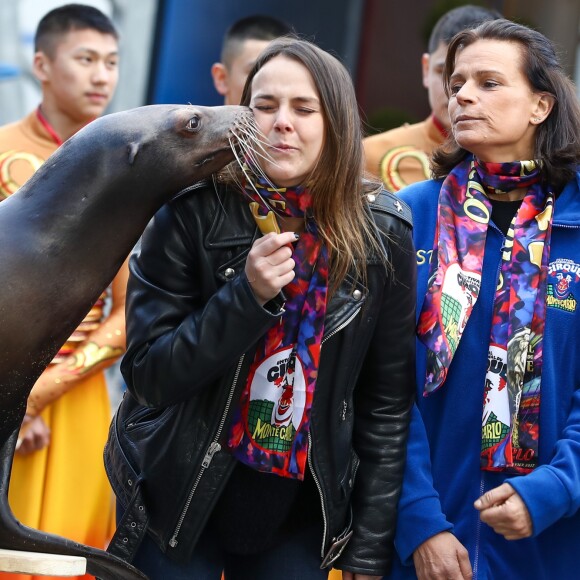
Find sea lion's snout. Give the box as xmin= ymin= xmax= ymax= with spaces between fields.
xmin=177 ymin=105 xmax=265 ymax=176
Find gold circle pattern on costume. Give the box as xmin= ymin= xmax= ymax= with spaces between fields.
xmin=379 ymin=145 xmax=430 ymax=192
xmin=0 ymin=150 xmax=44 ymax=198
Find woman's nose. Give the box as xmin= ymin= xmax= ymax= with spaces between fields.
xmin=273 ymin=109 xmax=292 ymax=132
xmin=455 ymin=82 xmax=475 ymax=104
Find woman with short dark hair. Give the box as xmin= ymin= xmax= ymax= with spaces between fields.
xmin=391 ymin=18 xmax=580 ymax=580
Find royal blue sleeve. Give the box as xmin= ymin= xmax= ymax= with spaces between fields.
xmin=508 ymin=387 xmax=580 ymax=536
xmin=394 ymin=404 xmax=454 ymax=565
xmin=395 ymin=180 xmax=454 ymax=565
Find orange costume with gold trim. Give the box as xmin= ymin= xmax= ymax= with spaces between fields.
xmin=0 ymin=110 xmax=122 ymax=580
xmin=363 ymin=115 xmax=446 ymax=192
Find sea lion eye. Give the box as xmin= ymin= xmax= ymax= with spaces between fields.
xmin=186 ymin=115 xmax=201 ymax=131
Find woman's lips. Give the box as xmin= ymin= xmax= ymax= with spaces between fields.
xmin=454 ymin=115 xmax=479 ymax=123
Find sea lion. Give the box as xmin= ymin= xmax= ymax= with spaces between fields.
xmin=0 ymin=103 xmax=258 ymax=579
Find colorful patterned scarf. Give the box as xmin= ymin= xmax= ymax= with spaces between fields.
xmin=226 ymin=175 xmax=329 ymax=480
xmin=417 ymin=157 xmax=553 ymax=473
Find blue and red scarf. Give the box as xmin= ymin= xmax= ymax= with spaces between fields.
xmin=417 ymin=157 xmax=553 ymax=473
xmin=227 ymin=176 xmax=328 ymax=480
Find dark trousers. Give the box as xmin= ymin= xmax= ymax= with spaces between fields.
xmin=118 ymin=501 xmax=329 ymax=580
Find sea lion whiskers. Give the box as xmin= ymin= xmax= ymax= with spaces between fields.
xmin=229 ymin=113 xmax=276 ymax=167
xmin=230 ymin=128 xmax=276 ymax=174
xmin=224 ymin=113 xmax=290 ymax=216
xmin=230 ymin=119 xmax=269 ymax=152
xmin=232 ymin=138 xmax=276 ymax=182
xmin=239 ymin=139 xmax=279 ymax=174
xmin=229 ymin=110 xmax=265 ymax=148
xmin=237 ymin=157 xmax=283 ymax=216
xmin=231 ymin=126 xmax=279 ymax=183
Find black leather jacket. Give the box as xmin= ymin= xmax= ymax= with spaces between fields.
xmin=104 ymin=181 xmax=416 ymax=576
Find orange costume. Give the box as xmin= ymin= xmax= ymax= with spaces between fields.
xmin=0 ymin=109 xmax=127 ymax=580
xmin=363 ymin=115 xmax=446 ymax=192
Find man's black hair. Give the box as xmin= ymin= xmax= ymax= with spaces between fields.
xmin=221 ymin=15 xmax=291 ymax=66
xmin=35 ymin=3 xmax=118 ymax=55
xmin=428 ymin=4 xmax=502 ymax=53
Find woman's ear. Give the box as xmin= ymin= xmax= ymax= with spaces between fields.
xmin=211 ymin=63 xmax=229 ymax=97
xmin=531 ymin=93 xmax=555 ymax=124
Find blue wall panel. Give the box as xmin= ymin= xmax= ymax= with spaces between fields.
xmin=149 ymin=0 xmax=363 ymax=106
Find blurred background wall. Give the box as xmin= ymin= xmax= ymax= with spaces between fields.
xmin=0 ymin=0 xmax=578 ymax=134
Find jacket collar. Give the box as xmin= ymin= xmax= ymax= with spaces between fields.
xmin=553 ymin=171 xmax=580 ymax=228
xmin=205 ymin=186 xmax=370 ymax=338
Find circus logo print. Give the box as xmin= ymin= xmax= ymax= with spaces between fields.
xmin=547 ymin=258 xmax=580 ymax=312
xmin=246 ymin=346 xmax=306 ymax=454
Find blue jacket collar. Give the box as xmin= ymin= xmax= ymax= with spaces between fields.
xmin=553 ymin=171 xmax=580 ymax=227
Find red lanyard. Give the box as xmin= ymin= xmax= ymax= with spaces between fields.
xmin=432 ymin=114 xmax=448 ymax=139
xmin=36 ymin=107 xmax=63 ymax=146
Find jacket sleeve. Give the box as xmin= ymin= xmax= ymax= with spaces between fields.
xmin=393 ymin=404 xmax=454 ymax=565
xmin=338 ymin=219 xmax=417 ymax=576
xmin=121 ymin=199 xmax=282 ymax=408
xmin=508 ymin=387 xmax=580 ymax=536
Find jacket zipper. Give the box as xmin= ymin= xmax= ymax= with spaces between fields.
xmin=311 ymin=305 xmax=361 ymax=558
xmin=322 ymin=306 xmax=362 ymax=345
xmin=473 ymin=475 xmax=485 ymax=579
xmin=552 ymin=223 xmax=580 ymax=230
xmin=308 ymin=431 xmax=328 ymax=557
xmin=168 ymin=354 xmax=245 ymax=548
xmin=472 ymin=225 xmax=503 ymax=576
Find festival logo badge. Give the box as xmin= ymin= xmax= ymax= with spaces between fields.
xmin=245 ymin=345 xmax=307 ymax=454
xmin=546 ymin=258 xmax=580 ymax=313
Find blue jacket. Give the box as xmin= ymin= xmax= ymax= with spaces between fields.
xmin=389 ymin=172 xmax=580 ymax=579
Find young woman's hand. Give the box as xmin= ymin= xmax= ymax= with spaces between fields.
xmin=245 ymin=231 xmax=297 ymax=305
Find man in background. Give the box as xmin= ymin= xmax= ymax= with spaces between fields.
xmin=211 ymin=14 xmax=291 ymax=106
xmin=364 ymin=5 xmax=501 ymax=192
xmin=0 ymin=5 xmax=125 ymax=578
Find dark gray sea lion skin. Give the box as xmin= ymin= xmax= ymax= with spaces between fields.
xmin=0 ymin=104 xmax=251 ymax=579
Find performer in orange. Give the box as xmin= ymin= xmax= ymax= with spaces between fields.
xmin=363 ymin=5 xmax=501 ymax=192
xmin=0 ymin=5 xmax=124 ymax=580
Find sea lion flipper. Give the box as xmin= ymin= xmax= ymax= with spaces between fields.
xmin=0 ymin=428 xmax=147 ymax=579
